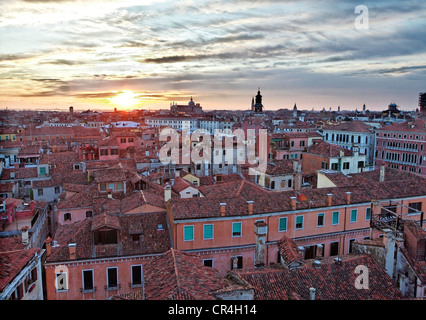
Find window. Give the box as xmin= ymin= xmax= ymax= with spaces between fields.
xmin=343 ymin=162 xmax=350 ymax=170
xmin=331 ymin=163 xmax=339 ymax=170
xmin=106 ymin=267 xmax=118 ymax=289
xmin=321 ymin=161 xmax=328 ymax=169
xmin=330 ymin=242 xmax=339 ymax=256
xmin=203 ymin=224 xmax=213 ymax=240
xmin=183 ymin=225 xmax=194 ymax=241
xmin=120 ymin=138 xmax=126 ymax=143
xmin=128 ymin=138 xmax=134 ymax=143
xmin=108 ymin=183 xmax=115 ymax=190
xmin=349 ymin=239 xmax=356 ymax=253
xmin=85 ymin=210 xmax=93 ymax=218
xmin=100 ymin=149 xmax=108 ymax=156
xmin=350 ymin=209 xmax=358 ymax=222
xmin=82 ymin=270 xmax=94 ymax=292
xmin=332 ymin=211 xmax=339 ymax=225
xmin=300 ymin=141 xmax=305 ymax=147
xmin=110 ymin=149 xmax=119 ymax=155
xmin=278 ymin=217 xmax=287 ymax=232
xmin=408 ymin=202 xmax=422 ymax=215
xmin=55 ymin=271 xmax=68 ymax=291
xmin=100 ymin=183 xmax=106 ymax=192
xmin=231 ymin=256 xmax=243 ymax=270
xmin=95 ymin=230 xmax=117 ymax=245
xmin=295 ymin=216 xmax=304 ymax=230
xmin=116 ymin=182 xmax=123 ymax=190
xmin=365 ymin=208 xmax=371 ymax=220
xmin=203 ymin=259 xmax=213 ymax=267
xmin=317 ymin=213 xmax=325 ymax=227
xmin=38 ymin=189 xmax=43 ymax=196
xmin=73 ymin=164 xmax=80 ymax=170
xmin=131 ymin=265 xmax=143 ymax=287
xmin=232 ymin=222 xmax=242 ymax=237
xmin=39 ymin=167 xmax=46 ymax=175
xmin=54 ymin=186 xmax=60 ymax=194
xmin=63 ymin=212 xmax=71 ymax=221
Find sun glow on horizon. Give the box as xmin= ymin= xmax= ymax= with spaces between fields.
xmin=107 ymin=90 xmax=142 ymax=109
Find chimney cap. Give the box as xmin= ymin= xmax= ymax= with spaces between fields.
xmin=68 ymin=243 xmax=77 ymax=247
xmin=220 ymin=202 xmax=227 ymax=206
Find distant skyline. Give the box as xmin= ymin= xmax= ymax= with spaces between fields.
xmin=0 ymin=0 xmax=425 ymax=112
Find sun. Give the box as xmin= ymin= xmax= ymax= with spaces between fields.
xmin=108 ymin=90 xmax=141 ymax=109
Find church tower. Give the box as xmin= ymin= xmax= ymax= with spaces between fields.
xmin=293 ymin=103 xmax=297 ymax=118
xmin=254 ymin=88 xmax=263 ymax=113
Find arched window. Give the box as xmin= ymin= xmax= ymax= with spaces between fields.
xmin=64 ymin=212 xmax=72 ymax=221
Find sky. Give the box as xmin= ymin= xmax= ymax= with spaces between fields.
xmin=0 ymin=0 xmax=426 ymax=112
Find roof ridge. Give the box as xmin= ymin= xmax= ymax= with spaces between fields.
xmin=170 ymin=248 xmax=181 ymax=291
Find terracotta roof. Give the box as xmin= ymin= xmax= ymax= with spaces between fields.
xmin=57 ymin=184 xmax=98 ymax=210
xmin=306 ymin=140 xmax=352 ymax=157
xmin=171 ymin=177 xmax=192 ymax=193
xmin=103 ymin=190 xmax=166 ymax=214
xmin=277 ymin=236 xmax=304 ymax=267
xmin=46 ymin=211 xmax=171 ymax=262
xmin=0 ymin=237 xmax=40 ymax=292
xmin=263 ymin=160 xmax=294 ymax=175
xmin=231 ymin=254 xmax=403 ymax=300
xmin=378 ymin=118 xmax=426 ymax=134
xmin=142 ymin=248 xmax=234 ymax=300
xmin=322 ymin=120 xmax=373 ymax=133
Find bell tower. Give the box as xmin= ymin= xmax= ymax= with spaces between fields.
xmin=254 ymin=88 xmax=263 ymax=113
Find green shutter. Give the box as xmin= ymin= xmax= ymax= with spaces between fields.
xmin=204 ymin=224 xmax=213 ymax=239
xmin=366 ymin=208 xmax=371 ymax=220
xmin=279 ymin=217 xmax=287 ymax=231
xmin=296 ymin=216 xmax=303 ymax=229
xmin=232 ymin=222 xmax=242 ymax=236
xmin=332 ymin=211 xmax=339 ymax=225
xmin=184 ymin=226 xmax=194 ymax=241
xmin=351 ymin=209 xmax=358 ymax=222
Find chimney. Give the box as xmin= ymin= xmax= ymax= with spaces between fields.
xmin=345 ymin=192 xmax=351 ymax=205
xmin=326 ymin=193 xmax=333 ymax=206
xmin=309 ymin=287 xmax=316 ymax=300
xmin=290 ymin=197 xmax=297 ymax=210
xmin=220 ymin=203 xmax=227 ymax=216
xmin=254 ymin=221 xmax=268 ymax=268
xmin=164 ymin=183 xmax=171 ymax=202
xmin=247 ymin=200 xmax=254 ymax=215
xmin=382 ymin=229 xmax=396 ymax=278
xmin=297 ymin=246 xmax=306 ymax=260
xmin=232 ymin=256 xmax=238 ymax=270
xmin=316 ymin=244 xmax=324 ymax=259
xmin=312 ymin=260 xmax=321 ymax=269
xmin=379 ymin=165 xmax=385 ymax=182
xmin=45 ymin=237 xmax=52 ymax=256
xmin=21 ymin=226 xmax=30 ymax=246
xmin=68 ymin=243 xmax=76 ymax=260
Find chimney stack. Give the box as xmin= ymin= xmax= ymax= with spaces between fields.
xmin=21 ymin=226 xmax=29 ymax=246
xmin=316 ymin=244 xmax=324 ymax=259
xmin=68 ymin=243 xmax=76 ymax=260
xmin=380 ymin=165 xmax=385 ymax=182
xmin=45 ymin=237 xmax=52 ymax=257
xmin=164 ymin=183 xmax=171 ymax=202
xmin=309 ymin=287 xmax=316 ymax=300
xmin=326 ymin=193 xmax=333 ymax=206
xmin=345 ymin=192 xmax=351 ymax=205
xmin=254 ymin=221 xmax=268 ymax=268
xmin=247 ymin=200 xmax=254 ymax=215
xmin=220 ymin=203 xmax=227 ymax=217
xmin=382 ymin=229 xmax=396 ymax=278
xmin=290 ymin=197 xmax=297 ymax=210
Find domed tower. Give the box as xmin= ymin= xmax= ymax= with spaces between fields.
xmin=254 ymin=88 xmax=263 ymax=113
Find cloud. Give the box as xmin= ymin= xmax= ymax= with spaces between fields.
xmin=40 ymin=59 xmax=87 ymax=66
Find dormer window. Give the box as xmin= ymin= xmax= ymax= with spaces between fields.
xmin=94 ymin=229 xmax=118 ymax=245
xmin=64 ymin=212 xmax=72 ymax=221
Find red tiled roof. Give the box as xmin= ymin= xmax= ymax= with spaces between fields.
xmin=232 ymin=254 xmax=403 ymax=300
xmin=0 ymin=237 xmax=40 ymax=292
xmin=378 ymin=118 xmax=426 ymax=134
xmin=143 ymin=248 xmax=233 ymax=300
xmin=322 ymin=120 xmax=373 ymax=133
xmin=46 ymin=211 xmax=171 ymax=262
xmin=306 ymin=140 xmax=352 ymax=157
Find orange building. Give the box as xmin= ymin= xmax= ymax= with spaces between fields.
xmin=166 ymin=169 xmax=426 ymax=276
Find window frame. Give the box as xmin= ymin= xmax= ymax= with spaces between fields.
xmin=317 ymin=213 xmax=325 ymax=227
xmin=232 ymin=222 xmax=242 ymax=238
xmin=203 ymin=224 xmax=214 ymax=240
xmin=350 ymin=209 xmax=358 ymax=223
xmin=183 ymin=225 xmax=194 ymax=242
xmin=106 ymin=267 xmax=119 ymax=290
xmin=332 ymin=211 xmax=340 ymax=225
xmin=278 ymin=217 xmax=288 ymax=232
xmin=131 ymin=265 xmax=143 ymax=287
xmin=295 ymin=215 xmax=304 ymax=230
xmin=82 ymin=269 xmax=94 ymax=292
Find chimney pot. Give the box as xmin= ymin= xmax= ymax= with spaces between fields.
xmin=326 ymin=193 xmax=333 ymax=206
xmin=379 ymin=165 xmax=385 ymax=182
xmin=290 ymin=197 xmax=297 ymax=210
xmin=309 ymin=287 xmax=316 ymax=300
xmin=45 ymin=237 xmax=52 ymax=256
xmin=247 ymin=200 xmax=254 ymax=215
xmin=68 ymin=243 xmax=76 ymax=260
xmin=164 ymin=183 xmax=171 ymax=202
xmin=21 ymin=226 xmax=30 ymax=245
xmin=345 ymin=192 xmax=351 ymax=204
xmin=220 ymin=203 xmax=227 ymax=216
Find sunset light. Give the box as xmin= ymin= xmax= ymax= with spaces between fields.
xmin=107 ymin=90 xmax=141 ymax=109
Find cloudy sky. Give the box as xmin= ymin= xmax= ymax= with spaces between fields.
xmin=0 ymin=0 xmax=425 ymax=112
